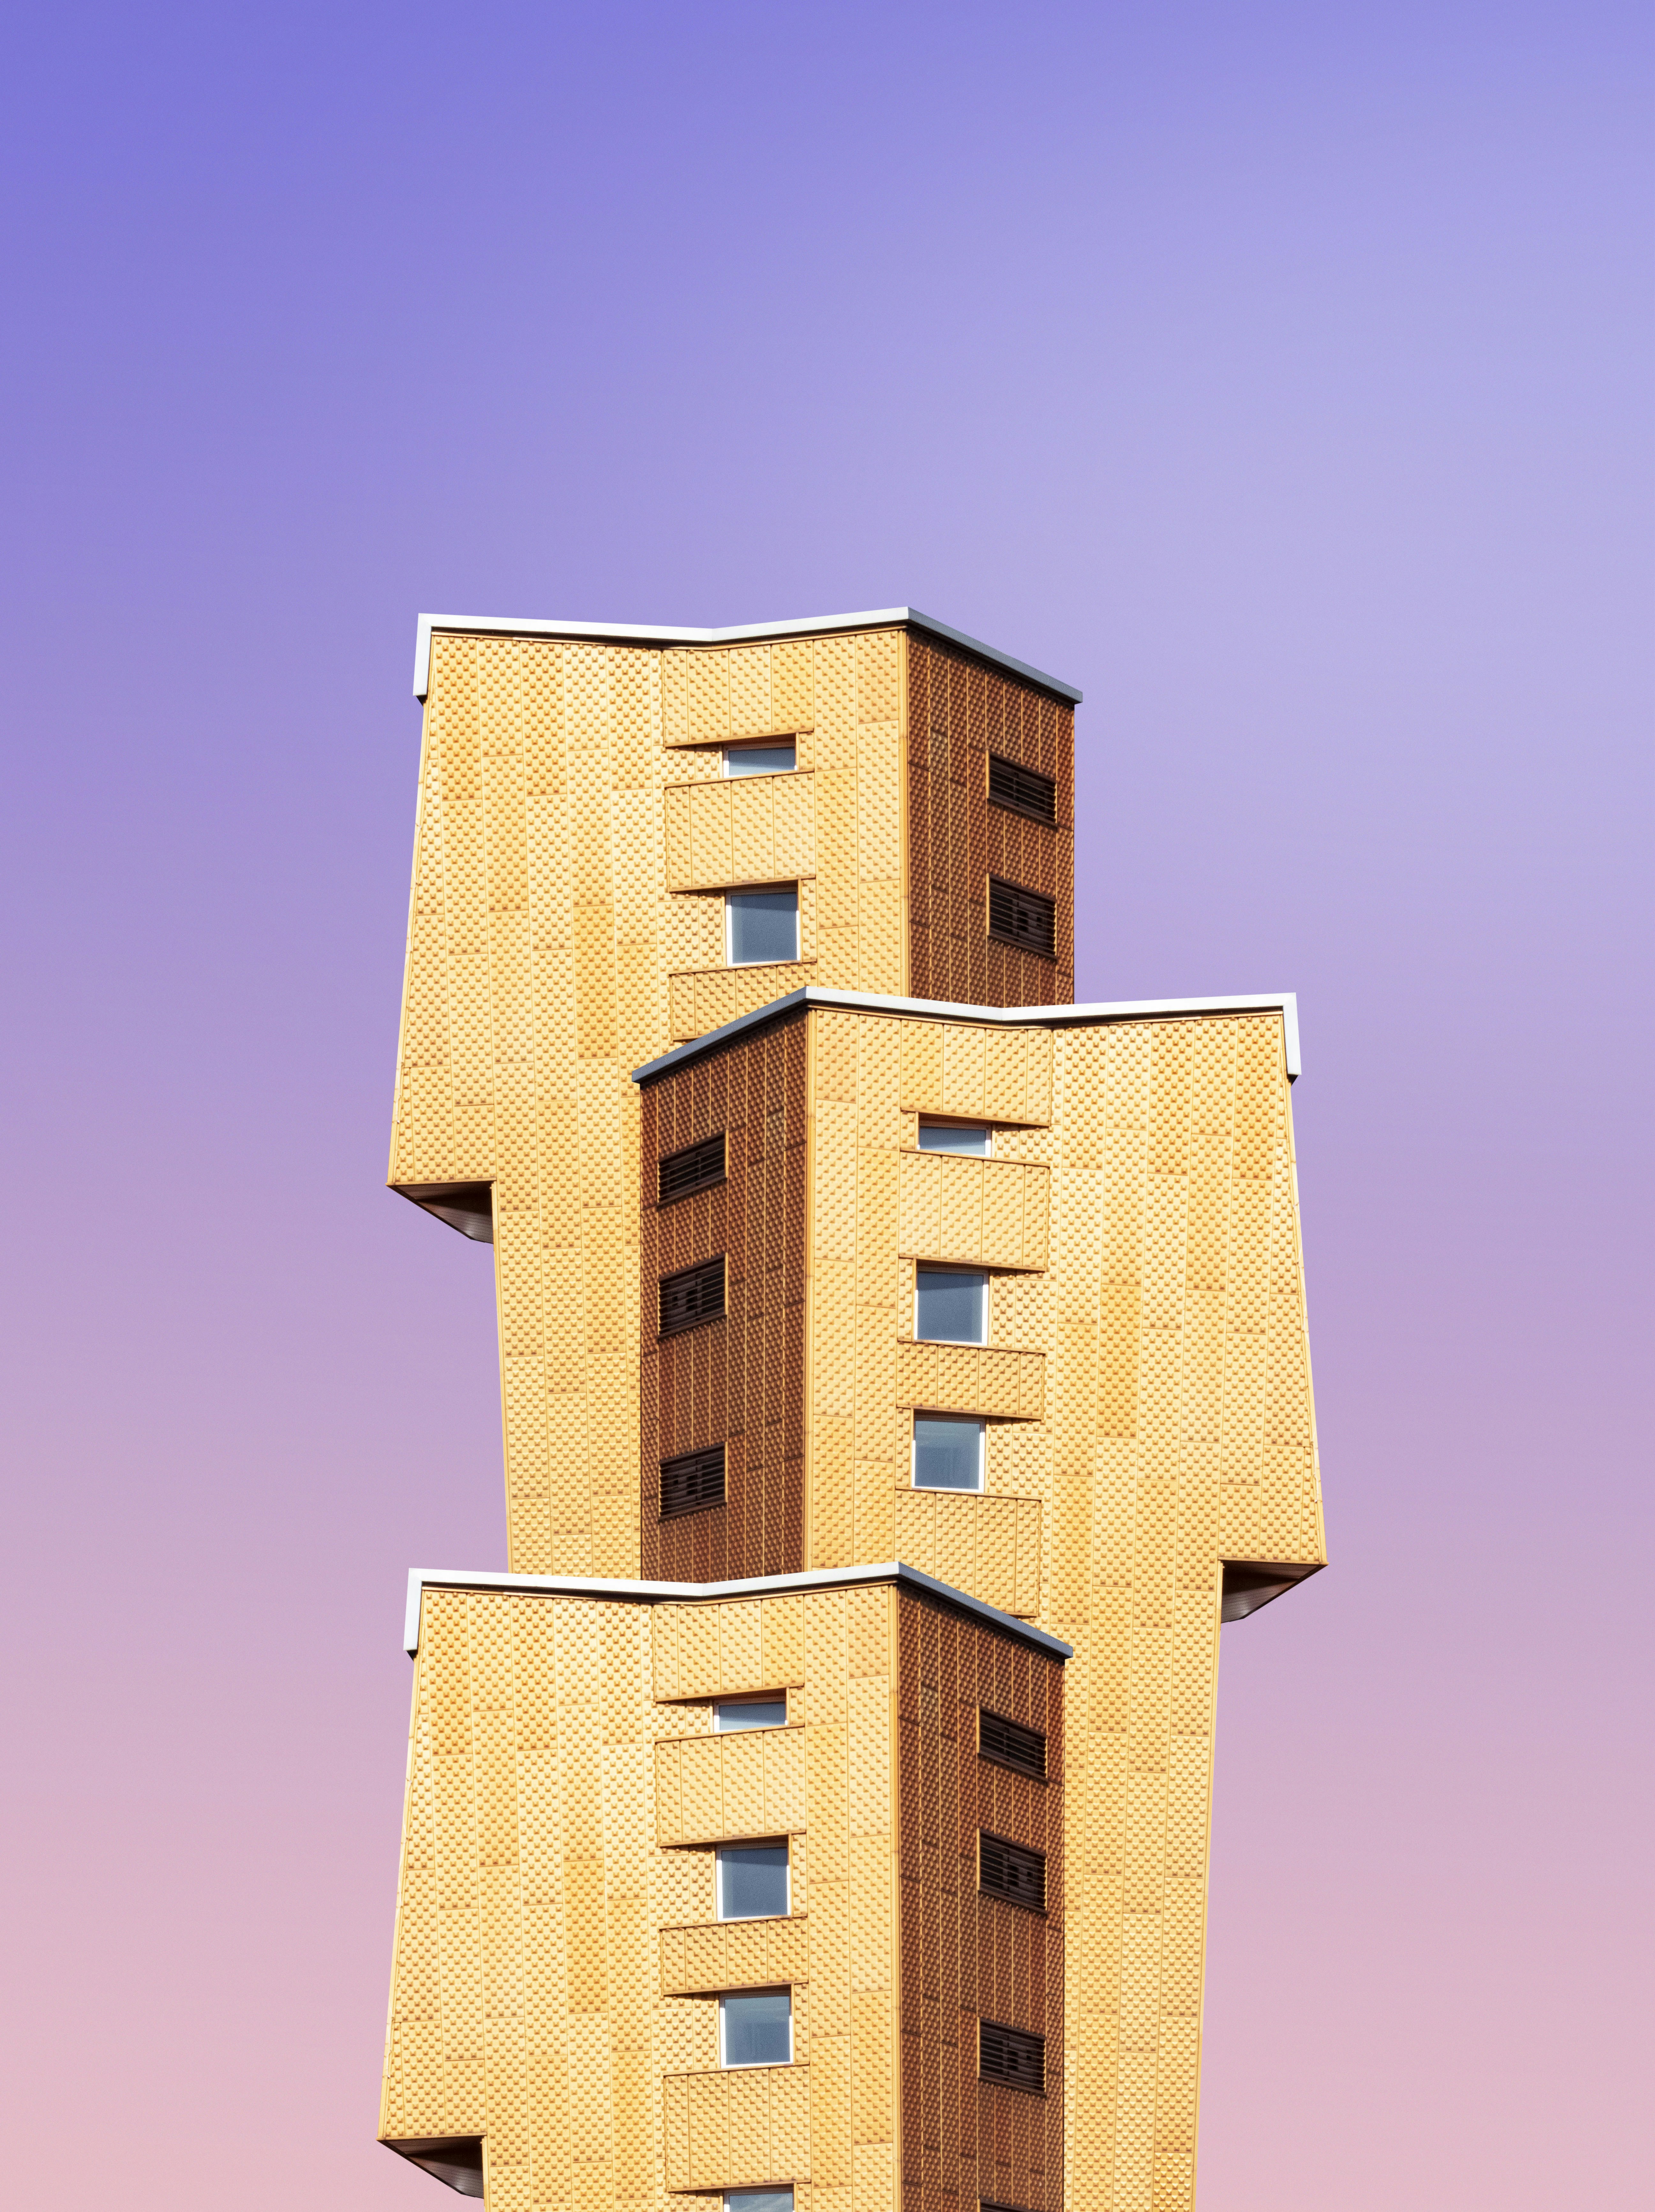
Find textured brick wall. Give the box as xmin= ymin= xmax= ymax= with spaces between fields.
xmin=381 ymin=1580 xmax=902 ymax=2212
xmin=896 ymin=1589 xmax=1065 ymax=2212
xmin=905 ymin=633 xmax=1075 ymax=1007
xmin=641 ymin=1011 xmax=809 ymax=1580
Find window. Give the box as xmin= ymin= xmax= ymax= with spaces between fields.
xmin=979 ymin=2019 xmax=1044 ymax=2093
xmin=727 ymin=2191 xmax=794 ymax=2212
xmin=659 ymin=1256 xmax=725 ymax=1336
xmin=988 ymin=754 xmax=1056 ymax=824
xmin=660 ymin=1444 xmax=725 ymax=1519
xmin=979 ymin=1833 xmax=1046 ymax=1912
xmin=660 ymin=1133 xmax=725 ymax=1204
xmin=725 ymin=743 xmax=796 ymax=776
xmin=917 ymin=1121 xmax=990 ymax=1156
xmin=717 ymin=1841 xmax=790 ymax=1921
xmin=715 ymin=1696 xmax=787 ymax=1731
xmin=727 ymin=887 xmax=799 ymax=965
xmin=720 ymin=1988 xmax=792 ymax=2067
xmin=916 ymin=1267 xmax=986 ymax=1344
xmin=979 ymin=1709 xmax=1046 ymax=1780
xmin=988 ymin=878 xmax=1055 ymax=958
xmin=912 ymin=1415 xmax=985 ymax=1492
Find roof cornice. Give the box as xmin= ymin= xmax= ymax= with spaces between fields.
xmin=413 ymin=607 xmax=1082 ymax=705
xmin=630 ymin=987 xmax=1301 ymax=1087
xmin=404 ymin=1562 xmax=1074 ymax=1660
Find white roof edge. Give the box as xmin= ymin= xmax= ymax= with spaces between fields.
xmin=404 ymin=1562 xmax=1073 ymax=1660
xmin=412 ymin=607 xmax=1082 ymax=705
xmin=631 ymin=988 xmax=1301 ymax=1085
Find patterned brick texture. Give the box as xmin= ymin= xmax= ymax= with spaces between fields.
xmin=380 ymin=1579 xmax=906 ymax=2212
xmin=905 ymin=631 xmax=1075 ymax=1007
xmin=641 ymin=1011 xmax=809 ymax=1580
xmin=640 ymin=999 xmax=1323 ymax=2209
xmin=896 ymin=1590 xmax=1065 ymax=2212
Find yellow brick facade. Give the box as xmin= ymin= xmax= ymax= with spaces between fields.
xmin=380 ymin=610 xmax=1325 ymax=2212
xmin=379 ymin=1578 xmax=908 ymax=2212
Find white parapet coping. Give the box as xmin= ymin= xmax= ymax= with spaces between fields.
xmin=631 ymin=987 xmax=1301 ymax=1086
xmin=412 ymin=606 xmax=1083 ymax=704
xmin=404 ymin=1562 xmax=1074 ymax=1662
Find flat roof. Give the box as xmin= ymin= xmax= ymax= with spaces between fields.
xmin=404 ymin=1562 xmax=1073 ymax=1660
xmin=413 ymin=606 xmax=1082 ymax=706
xmin=631 ymin=987 xmax=1301 ymax=1086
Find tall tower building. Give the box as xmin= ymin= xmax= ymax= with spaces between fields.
xmin=377 ymin=609 xmax=1325 ymax=2212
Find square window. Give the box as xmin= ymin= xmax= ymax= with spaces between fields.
xmin=727 ymin=888 xmax=798 ymax=966
xmin=915 ymin=1266 xmax=987 ymax=1344
xmin=725 ymin=743 xmax=796 ymax=776
xmin=717 ymin=1841 xmax=790 ymax=1921
xmin=917 ymin=1121 xmax=990 ymax=1156
xmin=912 ymin=1415 xmax=985 ymax=1492
xmin=715 ymin=1696 xmax=787 ymax=1731
xmin=720 ymin=1987 xmax=792 ymax=2067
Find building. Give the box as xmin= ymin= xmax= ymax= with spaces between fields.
xmin=376 ymin=608 xmax=1326 ymax=2212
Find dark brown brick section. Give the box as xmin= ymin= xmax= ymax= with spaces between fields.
xmin=906 ymin=631 xmax=1076 ymax=1008
xmin=896 ymin=1588 xmax=1065 ymax=2212
xmin=640 ymin=1010 xmax=808 ymax=1581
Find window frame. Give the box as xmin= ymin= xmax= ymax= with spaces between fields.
xmin=658 ymin=1255 xmax=726 ymax=1338
xmin=987 ymin=753 xmax=1057 ymax=825
xmin=716 ymin=1838 xmax=792 ymax=1923
xmin=914 ymin=1264 xmax=989 ymax=1346
xmin=910 ymin=1413 xmax=986 ymax=1494
xmin=978 ymin=1707 xmax=1047 ymax=1781
xmin=723 ymin=740 xmax=798 ymax=777
xmin=659 ymin=1443 xmax=726 ymax=1520
xmin=659 ymin=1132 xmax=726 ymax=1205
xmin=713 ymin=1694 xmax=788 ymax=1732
xmin=916 ymin=1119 xmax=992 ymax=1156
xmin=718 ymin=1986 xmax=794 ymax=2069
xmin=725 ymin=884 xmax=800 ymax=967
xmin=987 ymin=876 xmax=1056 ymax=959
xmin=978 ymin=1830 xmax=1047 ymax=1914
xmin=978 ymin=2018 xmax=1045 ymax=2095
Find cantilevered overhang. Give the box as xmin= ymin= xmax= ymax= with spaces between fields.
xmin=632 ymin=986 xmax=1301 ymax=1086
xmin=413 ymin=606 xmax=1082 ymax=705
xmin=381 ymin=2136 xmax=484 ymax=2195
xmin=402 ymin=1562 xmax=1074 ymax=1661
xmin=1221 ymin=1559 xmax=1324 ymax=1622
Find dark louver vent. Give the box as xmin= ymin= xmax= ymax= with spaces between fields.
xmin=660 ymin=1133 xmax=726 ymax=1205
xmin=659 ymin=1256 xmax=725 ymax=1336
xmin=660 ymin=1444 xmax=726 ymax=1519
xmin=979 ymin=1832 xmax=1046 ymax=1912
xmin=979 ymin=2020 xmax=1044 ymax=2094
xmin=988 ymin=754 xmax=1057 ymax=824
xmin=988 ymin=878 xmax=1055 ymax=958
xmin=979 ymin=1708 xmax=1046 ymax=1780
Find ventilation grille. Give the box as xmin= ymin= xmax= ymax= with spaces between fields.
xmin=979 ymin=1708 xmax=1046 ymax=1780
xmin=979 ymin=2020 xmax=1045 ymax=2094
xmin=660 ymin=1133 xmax=726 ymax=1205
xmin=988 ymin=878 xmax=1055 ymax=958
xmin=988 ymin=754 xmax=1056 ymax=824
xmin=979 ymin=1832 xmax=1046 ymax=1912
xmin=660 ymin=1444 xmax=726 ymax=1519
xmin=659 ymin=1256 xmax=726 ymax=1336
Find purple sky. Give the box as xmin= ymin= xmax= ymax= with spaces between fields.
xmin=2 ymin=3 xmax=1650 ymax=2204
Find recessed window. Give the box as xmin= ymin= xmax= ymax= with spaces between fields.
xmin=717 ymin=1841 xmax=790 ymax=1921
xmin=725 ymin=743 xmax=796 ymax=776
xmin=979 ymin=1708 xmax=1047 ymax=1780
xmin=979 ymin=1832 xmax=1046 ymax=1912
xmin=988 ymin=754 xmax=1057 ymax=824
xmin=918 ymin=1121 xmax=990 ymax=1156
xmin=727 ymin=887 xmax=799 ymax=966
xmin=659 ymin=1256 xmax=725 ymax=1336
xmin=979 ymin=2019 xmax=1044 ymax=2094
xmin=660 ymin=1132 xmax=725 ymax=1204
xmin=916 ymin=1267 xmax=987 ymax=1344
xmin=660 ymin=1444 xmax=725 ymax=1519
xmin=726 ymin=2194 xmax=794 ymax=2212
xmin=715 ymin=1696 xmax=787 ymax=1732
xmin=912 ymin=1415 xmax=985 ymax=1492
xmin=720 ymin=1987 xmax=792 ymax=2067
xmin=988 ymin=878 xmax=1055 ymax=958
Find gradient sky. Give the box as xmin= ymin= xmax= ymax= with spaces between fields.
xmin=1 ymin=3 xmax=1650 ymax=2206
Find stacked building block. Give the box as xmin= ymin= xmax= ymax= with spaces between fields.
xmin=378 ymin=608 xmax=1325 ymax=2212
